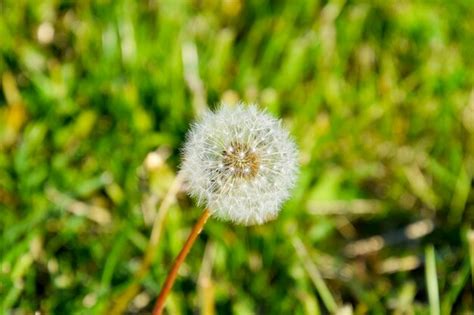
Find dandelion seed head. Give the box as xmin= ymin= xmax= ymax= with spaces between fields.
xmin=180 ymin=103 xmax=299 ymax=225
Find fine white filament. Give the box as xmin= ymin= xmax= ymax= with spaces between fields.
xmin=180 ymin=103 xmax=298 ymax=225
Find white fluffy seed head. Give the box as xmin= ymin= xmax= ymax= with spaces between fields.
xmin=180 ymin=103 xmax=299 ymax=225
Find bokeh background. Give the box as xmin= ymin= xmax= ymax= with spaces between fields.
xmin=1 ymin=0 xmax=474 ymax=314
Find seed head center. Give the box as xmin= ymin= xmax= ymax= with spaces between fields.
xmin=222 ymin=142 xmax=260 ymax=179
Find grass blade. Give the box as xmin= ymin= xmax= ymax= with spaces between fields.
xmin=425 ymin=245 xmax=440 ymax=315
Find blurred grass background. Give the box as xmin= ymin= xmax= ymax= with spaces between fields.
xmin=1 ymin=0 xmax=474 ymax=314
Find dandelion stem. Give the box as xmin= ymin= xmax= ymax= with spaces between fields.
xmin=152 ymin=208 xmax=211 ymax=315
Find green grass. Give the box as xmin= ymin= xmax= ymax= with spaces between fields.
xmin=1 ymin=0 xmax=473 ymax=314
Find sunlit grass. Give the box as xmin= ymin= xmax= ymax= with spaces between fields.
xmin=1 ymin=0 xmax=473 ymax=314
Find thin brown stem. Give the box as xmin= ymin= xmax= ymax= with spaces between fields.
xmin=152 ymin=208 xmax=211 ymax=315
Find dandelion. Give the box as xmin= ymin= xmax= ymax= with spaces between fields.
xmin=181 ymin=103 xmax=298 ymax=225
xmin=152 ymin=103 xmax=298 ymax=314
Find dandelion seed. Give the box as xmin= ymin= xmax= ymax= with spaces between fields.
xmin=180 ymin=103 xmax=299 ymax=225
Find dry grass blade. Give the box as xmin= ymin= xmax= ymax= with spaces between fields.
xmin=292 ymin=236 xmax=338 ymax=313
xmin=197 ymin=241 xmax=216 ymax=315
xmin=107 ymin=173 xmax=184 ymax=315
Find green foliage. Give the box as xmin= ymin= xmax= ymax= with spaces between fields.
xmin=1 ymin=0 xmax=473 ymax=314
